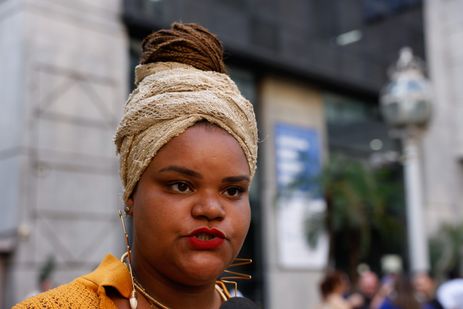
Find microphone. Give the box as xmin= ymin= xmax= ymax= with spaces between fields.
xmin=220 ymin=297 xmax=259 ymax=309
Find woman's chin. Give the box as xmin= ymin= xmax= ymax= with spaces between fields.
xmin=178 ymin=257 xmax=226 ymax=284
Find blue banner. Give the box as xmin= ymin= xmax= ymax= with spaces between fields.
xmin=274 ymin=123 xmax=322 ymax=198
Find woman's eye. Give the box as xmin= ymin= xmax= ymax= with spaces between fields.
xmin=224 ymin=187 xmax=244 ymax=198
xmin=170 ymin=182 xmax=192 ymax=193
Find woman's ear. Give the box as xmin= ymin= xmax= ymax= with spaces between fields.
xmin=125 ymin=198 xmax=134 ymax=215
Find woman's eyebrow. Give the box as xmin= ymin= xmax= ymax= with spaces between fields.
xmin=222 ymin=176 xmax=250 ymax=183
xmin=158 ymin=165 xmax=202 ymax=178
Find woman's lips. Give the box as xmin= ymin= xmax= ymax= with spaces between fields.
xmin=187 ymin=227 xmax=225 ymax=250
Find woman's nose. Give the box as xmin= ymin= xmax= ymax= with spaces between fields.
xmin=191 ymin=191 xmax=225 ymax=221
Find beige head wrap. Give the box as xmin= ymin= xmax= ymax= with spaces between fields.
xmin=114 ymin=62 xmax=258 ymax=202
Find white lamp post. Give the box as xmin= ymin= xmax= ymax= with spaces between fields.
xmin=380 ymin=47 xmax=432 ymax=273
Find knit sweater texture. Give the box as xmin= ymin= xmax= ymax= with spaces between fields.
xmin=13 ymin=254 xmax=132 ymax=308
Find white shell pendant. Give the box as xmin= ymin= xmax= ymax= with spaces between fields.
xmin=130 ymin=290 xmax=138 ymax=309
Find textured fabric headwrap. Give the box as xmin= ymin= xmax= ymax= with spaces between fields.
xmin=114 ymin=62 xmax=258 ymax=202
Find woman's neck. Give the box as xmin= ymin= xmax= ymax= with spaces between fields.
xmin=131 ymin=258 xmax=223 ymax=309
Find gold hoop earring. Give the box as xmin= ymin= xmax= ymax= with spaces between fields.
xmin=119 ymin=211 xmax=171 ymax=309
xmin=118 ymin=211 xmax=138 ymax=309
xmin=220 ymin=257 xmax=253 ymax=297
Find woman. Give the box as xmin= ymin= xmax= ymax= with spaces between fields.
xmin=316 ymin=271 xmax=363 ymax=309
xmin=379 ymin=276 xmax=422 ymax=309
xmin=14 ymin=22 xmax=258 ymax=309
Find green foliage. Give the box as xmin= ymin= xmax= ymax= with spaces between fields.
xmin=39 ymin=255 xmax=56 ymax=283
xmin=305 ymin=155 xmax=405 ymax=276
xmin=325 ymin=158 xmax=377 ymax=254
xmin=429 ymin=222 xmax=463 ymax=280
xmin=304 ymin=210 xmax=324 ymax=248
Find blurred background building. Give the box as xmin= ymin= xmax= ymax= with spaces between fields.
xmin=1 ymin=0 xmax=462 ymax=308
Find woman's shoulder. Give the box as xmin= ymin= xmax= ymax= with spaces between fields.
xmin=13 ymin=254 xmax=126 ymax=309
xmin=12 ymin=278 xmax=101 ymax=308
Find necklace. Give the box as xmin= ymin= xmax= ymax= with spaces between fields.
xmin=121 ymin=252 xmax=228 ymax=308
xmin=133 ymin=277 xmax=228 ymax=309
xmin=133 ymin=278 xmax=170 ymax=309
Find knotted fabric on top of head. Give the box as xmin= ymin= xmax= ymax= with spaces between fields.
xmin=114 ymin=61 xmax=258 ymax=203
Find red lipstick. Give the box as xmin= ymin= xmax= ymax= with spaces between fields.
xmin=188 ymin=227 xmax=225 ymax=250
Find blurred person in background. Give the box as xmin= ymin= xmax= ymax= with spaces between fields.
xmin=378 ymin=275 xmax=422 ymax=309
xmin=316 ymin=270 xmax=363 ymax=309
xmin=354 ymin=270 xmax=381 ymax=309
xmin=379 ymin=273 xmax=444 ymax=309
xmin=436 ymin=270 xmax=463 ymax=309
xmin=413 ymin=272 xmax=444 ymax=309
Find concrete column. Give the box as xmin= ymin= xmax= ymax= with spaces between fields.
xmin=0 ymin=0 xmax=128 ymax=306
xmin=423 ymin=0 xmax=463 ymax=233
xmin=260 ymin=76 xmax=327 ymax=309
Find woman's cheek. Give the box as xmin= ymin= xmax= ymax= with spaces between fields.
xmin=234 ymin=207 xmax=251 ymax=247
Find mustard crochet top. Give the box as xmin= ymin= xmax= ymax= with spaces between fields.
xmin=14 ymin=254 xmax=136 ymax=308
xmin=14 ymin=254 xmax=232 ymax=308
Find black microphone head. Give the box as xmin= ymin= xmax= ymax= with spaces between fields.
xmin=220 ymin=297 xmax=258 ymax=309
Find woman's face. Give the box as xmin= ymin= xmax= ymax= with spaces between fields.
xmin=128 ymin=124 xmax=251 ymax=286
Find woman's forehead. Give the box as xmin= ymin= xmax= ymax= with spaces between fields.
xmin=148 ymin=125 xmax=249 ymax=174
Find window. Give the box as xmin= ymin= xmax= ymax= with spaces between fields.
xmin=363 ymin=0 xmax=422 ymax=20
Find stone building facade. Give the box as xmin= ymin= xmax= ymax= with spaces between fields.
xmin=423 ymin=0 xmax=463 ymax=232
xmin=0 ymin=0 xmax=127 ymax=306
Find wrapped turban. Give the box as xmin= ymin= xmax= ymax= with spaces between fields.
xmin=114 ymin=62 xmax=258 ymax=203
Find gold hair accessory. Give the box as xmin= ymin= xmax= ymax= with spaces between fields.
xmin=220 ymin=257 xmax=253 ymax=297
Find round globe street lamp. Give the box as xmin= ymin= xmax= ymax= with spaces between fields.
xmin=380 ymin=47 xmax=432 ymax=273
